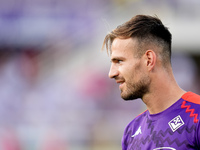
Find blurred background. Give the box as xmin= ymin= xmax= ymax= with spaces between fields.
xmin=0 ymin=0 xmax=200 ymax=150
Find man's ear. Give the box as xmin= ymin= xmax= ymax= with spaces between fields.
xmin=144 ymin=50 xmax=156 ymax=71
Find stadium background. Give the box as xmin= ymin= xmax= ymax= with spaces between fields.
xmin=0 ymin=0 xmax=200 ymax=149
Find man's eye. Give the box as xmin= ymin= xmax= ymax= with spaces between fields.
xmin=117 ymin=60 xmax=122 ymax=63
xmin=111 ymin=59 xmax=123 ymax=64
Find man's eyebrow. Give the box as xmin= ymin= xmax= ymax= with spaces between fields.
xmin=111 ymin=57 xmax=125 ymax=61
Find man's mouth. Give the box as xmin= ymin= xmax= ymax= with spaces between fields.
xmin=116 ymin=80 xmax=125 ymax=89
xmin=119 ymin=82 xmax=125 ymax=89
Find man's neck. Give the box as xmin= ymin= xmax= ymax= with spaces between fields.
xmin=142 ymin=70 xmax=186 ymax=114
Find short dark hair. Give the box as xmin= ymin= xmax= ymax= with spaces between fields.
xmin=102 ymin=15 xmax=172 ymax=66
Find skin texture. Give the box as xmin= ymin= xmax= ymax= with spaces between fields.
xmin=109 ymin=37 xmax=186 ymax=114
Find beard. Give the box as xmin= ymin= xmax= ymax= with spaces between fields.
xmin=120 ymin=75 xmax=150 ymax=100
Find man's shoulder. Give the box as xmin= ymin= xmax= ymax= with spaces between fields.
xmin=125 ymin=110 xmax=148 ymax=131
xmin=182 ymin=91 xmax=200 ymax=104
xmin=181 ymin=92 xmax=200 ymax=123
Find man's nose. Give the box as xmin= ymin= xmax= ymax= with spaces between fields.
xmin=108 ymin=64 xmax=119 ymax=79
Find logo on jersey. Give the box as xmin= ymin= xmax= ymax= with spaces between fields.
xmin=153 ymin=147 xmax=176 ymax=150
xmin=168 ymin=115 xmax=184 ymax=132
xmin=131 ymin=126 xmax=142 ymax=137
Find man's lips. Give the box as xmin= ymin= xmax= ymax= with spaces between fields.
xmin=119 ymin=82 xmax=125 ymax=89
xmin=116 ymin=80 xmax=125 ymax=84
xmin=116 ymin=80 xmax=125 ymax=88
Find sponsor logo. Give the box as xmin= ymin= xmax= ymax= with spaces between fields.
xmin=131 ymin=126 xmax=142 ymax=137
xmin=168 ymin=115 xmax=184 ymax=132
xmin=153 ymin=147 xmax=176 ymax=150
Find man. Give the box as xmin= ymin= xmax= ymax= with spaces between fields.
xmin=102 ymin=15 xmax=200 ymax=149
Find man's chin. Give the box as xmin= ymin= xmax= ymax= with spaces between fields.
xmin=121 ymin=94 xmax=139 ymax=101
xmin=120 ymin=90 xmax=143 ymax=100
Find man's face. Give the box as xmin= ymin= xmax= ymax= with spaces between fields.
xmin=109 ymin=38 xmax=150 ymax=100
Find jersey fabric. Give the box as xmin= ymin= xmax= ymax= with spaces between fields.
xmin=122 ymin=92 xmax=200 ymax=150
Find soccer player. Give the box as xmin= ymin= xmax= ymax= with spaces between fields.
xmin=102 ymin=15 xmax=200 ymax=149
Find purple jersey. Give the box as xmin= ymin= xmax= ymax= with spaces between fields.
xmin=122 ymin=92 xmax=200 ymax=150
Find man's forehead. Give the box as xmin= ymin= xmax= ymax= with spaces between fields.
xmin=111 ymin=37 xmax=137 ymax=56
xmin=112 ymin=38 xmax=135 ymax=48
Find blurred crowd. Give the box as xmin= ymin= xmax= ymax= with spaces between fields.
xmin=0 ymin=0 xmax=200 ymax=150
